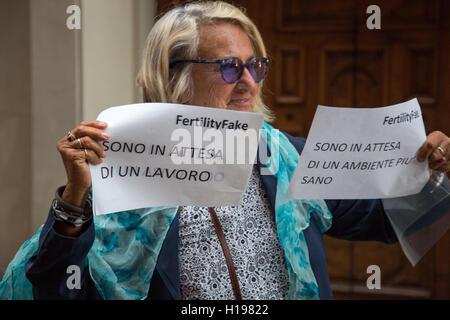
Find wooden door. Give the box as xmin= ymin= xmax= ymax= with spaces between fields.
xmin=157 ymin=0 xmax=450 ymax=299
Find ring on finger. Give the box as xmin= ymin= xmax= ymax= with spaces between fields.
xmin=67 ymin=131 xmax=76 ymax=142
xmin=77 ymin=138 xmax=84 ymax=149
xmin=437 ymin=146 xmax=446 ymax=157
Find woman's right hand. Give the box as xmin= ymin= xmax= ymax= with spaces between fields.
xmin=56 ymin=120 xmax=110 ymax=208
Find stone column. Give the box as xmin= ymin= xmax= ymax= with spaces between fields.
xmin=0 ymin=0 xmax=156 ymax=274
xmin=0 ymin=0 xmax=33 ymax=273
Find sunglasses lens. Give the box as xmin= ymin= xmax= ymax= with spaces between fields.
xmin=248 ymin=58 xmax=268 ymax=83
xmin=221 ymin=58 xmax=243 ymax=84
xmin=220 ymin=57 xmax=268 ymax=83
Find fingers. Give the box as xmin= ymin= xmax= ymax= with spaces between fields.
xmin=71 ymin=122 xmax=110 ymax=142
xmin=58 ymin=120 xmax=109 ymax=165
xmin=417 ymin=130 xmax=450 ymax=175
xmin=416 ymin=131 xmax=444 ymax=162
xmin=429 ymin=141 xmax=450 ymax=171
xmin=84 ymin=148 xmax=104 ymax=165
xmin=69 ymin=136 xmax=107 ymax=160
xmin=64 ymin=146 xmax=104 ymax=166
xmin=79 ymin=120 xmax=108 ymax=128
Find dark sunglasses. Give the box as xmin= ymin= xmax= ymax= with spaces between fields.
xmin=170 ymin=56 xmax=269 ymax=84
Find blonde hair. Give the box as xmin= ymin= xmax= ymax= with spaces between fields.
xmin=136 ymin=0 xmax=274 ymax=122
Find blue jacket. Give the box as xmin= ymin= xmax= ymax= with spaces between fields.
xmin=25 ymin=134 xmax=397 ymax=299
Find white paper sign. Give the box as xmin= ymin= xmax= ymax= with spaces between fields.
xmin=286 ymin=98 xmax=430 ymax=199
xmin=90 ymin=103 xmax=264 ymax=215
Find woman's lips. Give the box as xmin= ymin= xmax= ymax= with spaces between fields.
xmin=228 ymin=98 xmax=250 ymax=106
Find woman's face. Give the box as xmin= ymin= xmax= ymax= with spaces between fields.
xmin=189 ymin=22 xmax=258 ymax=113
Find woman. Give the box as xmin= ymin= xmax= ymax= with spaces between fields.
xmin=1 ymin=1 xmax=449 ymax=300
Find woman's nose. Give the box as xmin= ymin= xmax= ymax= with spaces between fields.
xmin=237 ymin=67 xmax=256 ymax=87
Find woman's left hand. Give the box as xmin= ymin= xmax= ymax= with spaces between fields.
xmin=416 ymin=131 xmax=450 ymax=179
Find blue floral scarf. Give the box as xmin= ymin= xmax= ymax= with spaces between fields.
xmin=0 ymin=122 xmax=331 ymax=300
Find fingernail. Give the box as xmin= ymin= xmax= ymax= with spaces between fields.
xmin=102 ymin=133 xmax=110 ymax=139
xmin=99 ymin=121 xmax=108 ymax=127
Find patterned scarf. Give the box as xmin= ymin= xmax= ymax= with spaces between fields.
xmin=0 ymin=122 xmax=331 ymax=300
xmin=261 ymin=122 xmax=332 ymax=299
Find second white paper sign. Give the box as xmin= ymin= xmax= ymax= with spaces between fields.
xmin=286 ymin=98 xmax=430 ymax=200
